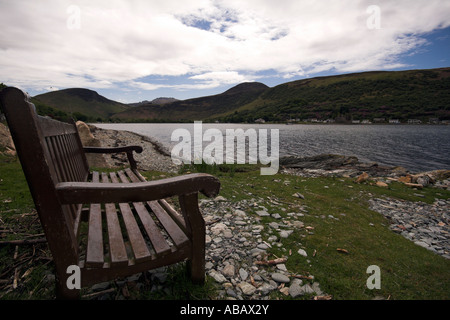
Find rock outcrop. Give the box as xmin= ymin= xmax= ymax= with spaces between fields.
xmin=281 ymin=154 xmax=449 ymax=190
xmin=0 ymin=123 xmax=16 ymax=156
xmin=75 ymin=121 xmax=109 ymax=168
xmin=280 ymin=154 xmax=409 ymax=178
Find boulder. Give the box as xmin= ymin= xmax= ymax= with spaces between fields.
xmin=76 ymin=121 xmax=108 ymax=168
xmin=355 ymin=172 xmax=369 ymax=183
xmin=376 ymin=181 xmax=389 ymax=188
xmin=0 ymin=123 xmax=16 ymax=156
xmin=280 ymin=154 xmax=359 ymax=170
xmin=398 ymin=175 xmax=412 ymax=184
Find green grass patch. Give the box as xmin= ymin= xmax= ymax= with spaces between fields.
xmin=0 ymin=155 xmax=34 ymax=214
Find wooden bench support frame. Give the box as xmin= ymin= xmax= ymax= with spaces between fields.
xmin=0 ymin=87 xmax=220 ymax=299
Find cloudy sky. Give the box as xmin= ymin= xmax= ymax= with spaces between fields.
xmin=1 ymin=0 xmax=450 ymax=103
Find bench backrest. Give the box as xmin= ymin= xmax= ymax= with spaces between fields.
xmin=1 ymin=87 xmax=87 ymax=270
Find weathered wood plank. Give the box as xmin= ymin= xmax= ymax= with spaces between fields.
xmin=117 ymin=170 xmax=130 ymax=184
xmin=51 ymin=135 xmax=69 ymax=182
xmin=148 ymin=201 xmax=189 ymax=248
xmin=101 ymin=172 xmax=128 ymax=267
xmin=45 ymin=136 xmax=63 ymax=182
xmin=86 ymin=203 xmax=103 ymax=267
xmin=110 ymin=172 xmax=151 ymax=262
xmin=133 ymin=202 xmax=171 ymax=256
xmin=158 ymin=199 xmax=187 ymax=232
xmin=86 ymin=171 xmax=103 ymax=267
xmin=124 ymin=168 xmax=173 ymax=255
xmin=38 ymin=115 xmax=77 ymax=137
xmin=58 ymin=135 xmax=75 ymax=181
xmin=125 ymin=168 xmax=140 ymax=183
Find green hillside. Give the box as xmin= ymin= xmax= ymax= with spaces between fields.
xmin=33 ymin=88 xmax=129 ymax=120
xmin=216 ymin=68 xmax=450 ymax=123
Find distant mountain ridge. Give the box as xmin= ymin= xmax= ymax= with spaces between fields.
xmin=111 ymin=82 xmax=270 ymax=122
xmin=28 ymin=67 xmax=450 ymax=123
xmin=128 ymin=97 xmax=179 ymax=107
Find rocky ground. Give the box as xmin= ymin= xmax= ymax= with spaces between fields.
xmin=369 ymin=198 xmax=450 ymax=259
xmin=201 ymin=195 xmax=327 ymax=300
xmin=1 ymin=124 xmax=448 ymax=299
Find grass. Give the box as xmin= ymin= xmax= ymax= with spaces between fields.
xmin=1 ymin=154 xmax=449 ymax=300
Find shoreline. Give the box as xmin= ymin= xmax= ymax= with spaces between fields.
xmin=86 ymin=123 xmax=179 ymax=173
xmin=85 ymin=123 xmax=450 ymax=190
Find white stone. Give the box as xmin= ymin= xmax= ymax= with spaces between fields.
xmin=238 ymin=282 xmax=256 ymax=295
xmin=297 ymin=249 xmax=308 ymax=257
xmin=209 ymin=270 xmax=227 ymax=283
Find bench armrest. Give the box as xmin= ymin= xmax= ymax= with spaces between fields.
xmin=55 ymin=173 xmax=220 ymax=204
xmin=84 ymin=146 xmax=143 ymax=169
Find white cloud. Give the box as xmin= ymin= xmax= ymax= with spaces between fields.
xmin=1 ymin=0 xmax=449 ymax=96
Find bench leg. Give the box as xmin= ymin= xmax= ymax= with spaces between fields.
xmin=188 ymin=238 xmax=205 ymax=284
xmin=180 ymin=193 xmax=206 ymax=284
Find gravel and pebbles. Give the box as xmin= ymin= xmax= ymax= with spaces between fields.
xmin=369 ymin=198 xmax=450 ymax=259
xmin=201 ymin=195 xmax=325 ymax=300
xmin=87 ymin=123 xmax=179 ymax=173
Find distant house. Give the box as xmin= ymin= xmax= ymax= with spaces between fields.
xmin=352 ymin=120 xmax=360 ymax=124
xmin=255 ymin=118 xmax=265 ymax=124
xmin=389 ymin=119 xmax=400 ymax=124
xmin=408 ymin=119 xmax=422 ymax=124
xmin=361 ymin=119 xmax=372 ymax=124
xmin=428 ymin=118 xmax=439 ymax=124
xmin=373 ymin=118 xmax=385 ymax=123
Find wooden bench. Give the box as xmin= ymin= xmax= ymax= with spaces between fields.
xmin=0 ymin=87 xmax=220 ymax=299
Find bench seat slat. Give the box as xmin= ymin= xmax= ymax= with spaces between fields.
xmin=101 ymin=172 xmax=128 ymax=267
xmin=158 ymin=199 xmax=187 ymax=232
xmin=105 ymin=203 xmax=129 ymax=267
xmin=125 ymin=168 xmax=141 ymax=182
xmin=124 ymin=168 xmax=189 ymax=249
xmin=148 ymin=201 xmax=189 ymax=248
xmin=86 ymin=203 xmax=103 ymax=267
xmin=110 ymin=172 xmax=151 ymax=263
xmin=133 ymin=202 xmax=172 ymax=256
xmin=86 ymin=172 xmax=104 ymax=267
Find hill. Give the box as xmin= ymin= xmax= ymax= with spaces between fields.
xmin=128 ymin=97 xmax=179 ymax=107
xmin=111 ymin=82 xmax=270 ymax=122
xmin=216 ymin=68 xmax=450 ymax=123
xmin=33 ymin=88 xmax=130 ymax=120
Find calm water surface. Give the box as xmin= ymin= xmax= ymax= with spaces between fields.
xmin=93 ymin=123 xmax=450 ymax=173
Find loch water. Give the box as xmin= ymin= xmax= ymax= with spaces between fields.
xmin=93 ymin=123 xmax=450 ymax=173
